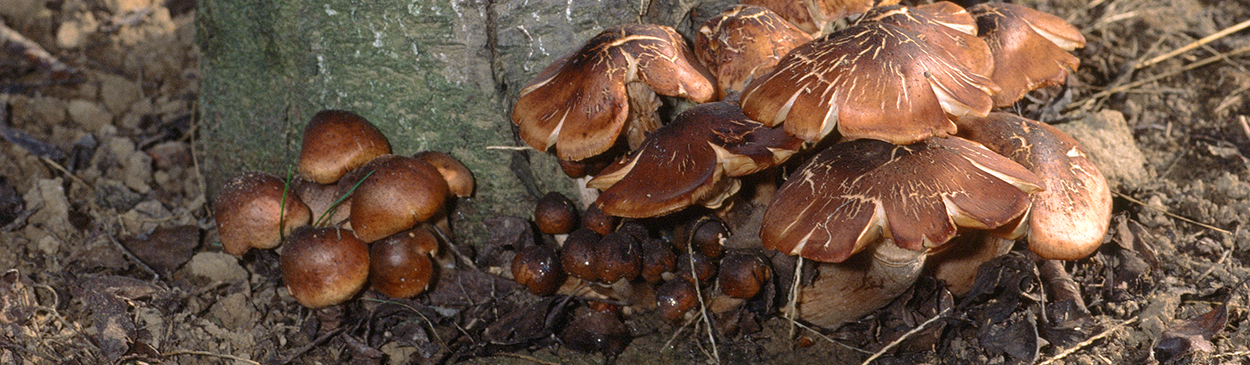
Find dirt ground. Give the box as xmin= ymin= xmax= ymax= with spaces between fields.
xmin=1 ymin=0 xmax=1248 ymax=364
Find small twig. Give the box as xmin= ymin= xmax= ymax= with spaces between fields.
xmin=661 ymin=314 xmax=698 ymax=352
xmin=278 ymin=326 xmax=346 ymax=365
xmin=0 ymin=19 xmax=78 ymax=76
xmin=162 ymin=350 xmax=261 ymax=365
xmin=38 ymin=157 xmax=91 ymax=191
xmin=792 ymin=321 xmax=873 ymax=355
xmin=1213 ymin=350 xmax=1250 ymax=359
xmin=495 ymin=352 xmax=561 ymax=365
xmin=1113 ymin=191 xmax=1232 ymax=235
xmin=686 ymin=243 xmax=719 ymax=363
xmin=859 ymin=307 xmax=950 ymax=365
xmin=1136 ymin=18 xmax=1250 ymax=69
xmin=1071 ymin=46 xmax=1250 ymax=111
xmin=1195 ymin=241 xmax=1234 ymax=282
xmin=104 ymin=232 xmax=161 ymax=281
xmin=786 ymin=256 xmax=804 ymax=338
xmin=484 ymin=145 xmax=532 ymax=151
xmin=1037 ymin=316 xmax=1140 ymax=365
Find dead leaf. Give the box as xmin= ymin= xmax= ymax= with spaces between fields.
xmin=121 ymin=225 xmax=201 ymax=275
xmin=1154 ymin=303 xmax=1229 ymax=363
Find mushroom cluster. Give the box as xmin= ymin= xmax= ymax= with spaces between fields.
xmin=511 ymin=1 xmax=1107 ymax=331
xmin=213 ymin=110 xmax=475 ymax=308
xmin=512 ymin=192 xmax=778 ymax=329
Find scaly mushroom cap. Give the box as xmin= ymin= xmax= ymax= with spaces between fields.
xmin=512 ymin=23 xmax=716 ymax=161
xmin=761 ymin=136 xmax=1042 ymax=263
xmin=588 ymin=102 xmax=801 ymax=218
xmin=298 ymin=110 xmax=392 ymax=184
xmin=744 ymin=0 xmax=900 ymax=35
xmin=955 ymin=113 xmax=1111 ymax=260
xmin=739 ymin=2 xmax=998 ymax=144
xmin=696 ymin=5 xmax=814 ymax=99
xmin=969 ymin=3 xmax=1086 ymax=107
xmin=348 ymin=155 xmax=451 ymax=243
xmin=215 ymin=171 xmax=312 ymax=256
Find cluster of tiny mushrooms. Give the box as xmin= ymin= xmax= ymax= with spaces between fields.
xmin=209 ymin=0 xmax=1112 ymax=349
xmin=510 ymin=0 xmax=1110 ymax=331
xmin=214 ymin=110 xmax=474 ymax=308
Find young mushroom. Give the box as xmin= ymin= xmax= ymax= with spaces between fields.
xmin=761 ymin=136 xmax=1042 ymax=327
xmin=214 ymin=171 xmax=312 ymax=256
xmin=533 ymin=192 xmax=579 ymax=235
xmin=280 ymin=226 xmax=371 ymax=308
xmin=968 ymin=2 xmax=1087 ymax=107
xmin=738 ymin=2 xmax=998 ymax=144
xmin=348 ymin=155 xmax=451 ymax=243
xmin=512 ymin=244 xmax=567 ymax=295
xmin=511 ymin=23 xmax=716 ymax=163
xmin=298 ymin=110 xmax=391 ymax=184
xmin=413 ymin=151 xmax=475 ymax=197
xmin=369 ymin=224 xmax=440 ymax=298
xmin=588 ymin=102 xmax=801 ymax=218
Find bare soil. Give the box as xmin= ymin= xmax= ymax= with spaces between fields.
xmin=1 ymin=0 xmax=1248 ymax=364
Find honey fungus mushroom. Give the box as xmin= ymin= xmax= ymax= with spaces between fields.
xmin=738 ymin=2 xmax=998 ymax=144
xmin=369 ymin=224 xmax=440 ymax=298
xmin=348 ymin=154 xmax=452 ymax=243
xmin=761 ymin=137 xmax=1042 ymax=327
xmin=695 ymin=5 xmax=813 ymax=99
xmin=955 ymin=112 xmax=1112 ymax=260
xmin=298 ymin=110 xmax=391 ymax=185
xmin=214 ymin=171 xmax=312 ymax=256
xmin=280 ymin=226 xmax=371 ymax=309
xmin=588 ymin=102 xmax=801 ymax=218
xmin=511 ymin=23 xmax=716 ymax=163
xmin=969 ymin=2 xmax=1087 ymax=107
xmin=744 ymin=0 xmax=900 ymax=35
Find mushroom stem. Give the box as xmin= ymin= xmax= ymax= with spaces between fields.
xmin=625 ymin=81 xmax=663 ymax=151
xmin=792 ymin=239 xmax=925 ymax=329
xmin=925 ymin=232 xmax=1015 ymax=296
xmin=573 ymin=176 xmax=601 ymax=211
xmin=1034 ymin=255 xmax=1088 ymax=310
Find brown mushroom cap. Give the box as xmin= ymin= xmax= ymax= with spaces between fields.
xmin=298 ymin=110 xmax=392 ymax=184
xmin=739 ymin=3 xmax=998 ymax=144
xmin=761 ymin=136 xmax=1042 ymax=263
xmin=512 ymin=244 xmax=567 ymax=295
xmin=955 ymin=113 xmax=1111 ymax=260
xmin=718 ymin=251 xmax=773 ymax=299
xmin=348 ymin=155 xmax=451 ymax=243
xmin=640 ymin=238 xmax=677 ymax=283
xmin=744 ymin=0 xmax=900 ymax=35
xmin=215 ymin=171 xmax=312 ymax=256
xmin=969 ymin=3 xmax=1086 ymax=107
xmin=512 ymin=23 xmax=716 ymax=161
xmin=696 ymin=5 xmax=814 ymax=99
xmin=656 ymin=278 xmax=699 ymax=322
xmin=588 ymin=102 xmax=801 ymax=218
xmin=280 ymin=226 xmax=370 ymax=308
xmin=290 ymin=175 xmax=351 ymax=227
xmin=369 ymin=225 xmax=439 ymax=298
xmin=534 ymin=192 xmax=579 ymax=235
xmin=596 ymin=232 xmax=643 ymax=284
xmin=560 ymin=228 xmax=602 ymax=281
xmin=581 ymin=204 xmax=618 ymax=236
xmin=413 ymin=151 xmax=475 ymax=197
